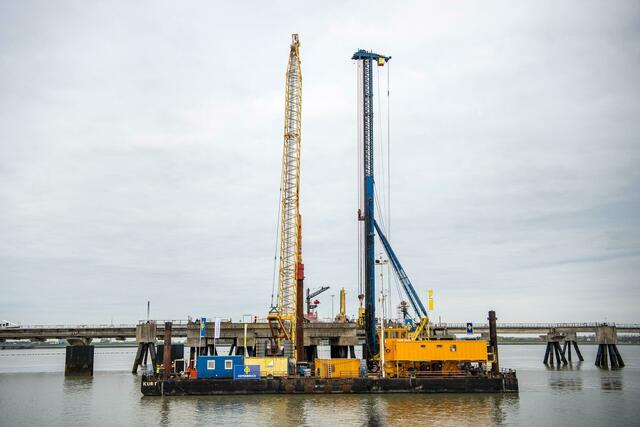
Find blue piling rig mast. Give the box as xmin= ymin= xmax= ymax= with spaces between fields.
xmin=353 ymin=49 xmax=429 ymax=362
xmin=352 ymin=49 xmax=390 ymax=359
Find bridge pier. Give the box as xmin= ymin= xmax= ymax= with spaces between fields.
xmin=65 ymin=344 xmax=94 ymax=376
xmin=330 ymin=345 xmax=349 ymax=358
xmin=595 ymin=326 xmax=624 ymax=369
xmin=543 ymin=332 xmax=567 ymax=366
xmin=560 ymin=332 xmax=584 ymax=362
xmin=256 ymin=340 xmax=267 ymax=356
xmin=304 ymin=345 xmax=318 ymax=361
xmin=132 ymin=322 xmax=157 ymax=374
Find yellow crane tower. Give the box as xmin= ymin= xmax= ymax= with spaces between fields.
xmin=268 ymin=34 xmax=304 ymax=361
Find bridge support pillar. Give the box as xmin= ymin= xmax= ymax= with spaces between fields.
xmin=65 ymin=345 xmax=94 ymax=376
xmin=330 ymin=345 xmax=349 ymax=358
xmin=595 ymin=326 xmax=624 ymax=369
xmin=560 ymin=332 xmax=584 ymax=362
xmin=304 ymin=345 xmax=317 ymax=361
xmin=543 ymin=332 xmax=567 ymax=366
xmin=132 ymin=322 xmax=157 ymax=375
xmin=256 ymin=340 xmax=267 ymax=357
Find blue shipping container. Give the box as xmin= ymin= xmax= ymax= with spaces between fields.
xmin=196 ymin=356 xmax=243 ymax=378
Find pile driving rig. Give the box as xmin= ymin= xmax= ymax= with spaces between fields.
xmin=352 ymin=49 xmax=495 ymax=377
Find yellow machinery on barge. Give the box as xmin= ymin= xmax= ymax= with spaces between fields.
xmin=378 ymin=326 xmax=489 ymax=378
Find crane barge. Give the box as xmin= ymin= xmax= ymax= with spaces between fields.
xmin=141 ymin=39 xmax=518 ymax=396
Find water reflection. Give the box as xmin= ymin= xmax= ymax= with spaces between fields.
xmin=62 ymin=377 xmax=94 ymax=422
xmin=62 ymin=376 xmax=93 ymax=394
xmin=548 ymin=377 xmax=583 ymax=391
xmin=365 ymin=396 xmax=386 ymax=426
xmin=155 ymin=392 xmax=521 ymax=426
xmin=327 ymin=393 xmax=518 ymax=426
xmin=544 ymin=362 xmax=582 ymax=371
xmin=600 ymin=372 xmax=623 ymax=391
xmin=159 ymin=395 xmax=171 ymax=425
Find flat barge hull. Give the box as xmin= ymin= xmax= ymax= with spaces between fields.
xmin=141 ymin=375 xmax=518 ymax=396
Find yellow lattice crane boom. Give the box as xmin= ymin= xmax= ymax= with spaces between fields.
xmin=268 ymin=34 xmax=304 ymax=361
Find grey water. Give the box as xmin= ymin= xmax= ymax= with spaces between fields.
xmin=0 ymin=345 xmax=638 ymax=426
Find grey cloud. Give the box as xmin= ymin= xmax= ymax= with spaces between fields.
xmin=1 ymin=1 xmax=638 ymax=324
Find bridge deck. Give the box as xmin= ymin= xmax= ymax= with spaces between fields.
xmin=1 ymin=322 xmax=638 ymax=342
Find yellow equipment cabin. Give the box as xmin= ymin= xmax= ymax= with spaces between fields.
xmin=380 ymin=327 xmax=489 ymax=378
xmin=245 ymin=357 xmax=289 ymax=377
xmin=314 ymin=359 xmax=361 ymax=378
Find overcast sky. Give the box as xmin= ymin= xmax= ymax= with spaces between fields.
xmin=1 ymin=1 xmax=638 ymax=325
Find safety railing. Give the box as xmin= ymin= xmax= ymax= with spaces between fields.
xmin=325 ymin=370 xmax=360 ymax=378
xmin=137 ymin=320 xmax=190 ymax=326
xmin=263 ymin=371 xmax=289 ymax=378
xmin=9 ymin=324 xmax=136 ymax=330
xmin=435 ymin=322 xmax=640 ymax=329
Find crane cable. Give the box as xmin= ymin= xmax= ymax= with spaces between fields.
xmin=386 ymin=61 xmax=393 ymax=317
xmin=270 ymin=184 xmax=283 ymax=308
xmin=387 ymin=61 xmax=391 ymax=243
xmin=376 ymin=63 xmax=396 ymax=317
xmin=374 ymin=61 xmax=406 ymax=319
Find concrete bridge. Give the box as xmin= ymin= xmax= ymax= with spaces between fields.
xmin=1 ymin=320 xmax=638 ymax=375
xmin=0 ymin=320 xmax=359 ymax=345
xmin=2 ymin=321 xmax=638 ymax=343
xmin=0 ymin=321 xmax=188 ymax=345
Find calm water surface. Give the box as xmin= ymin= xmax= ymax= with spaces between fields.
xmin=0 ymin=345 xmax=638 ymax=426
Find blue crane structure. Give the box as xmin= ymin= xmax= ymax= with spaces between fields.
xmin=373 ymin=220 xmax=428 ymax=319
xmin=352 ymin=49 xmax=428 ymax=360
xmin=352 ymin=49 xmax=388 ymax=358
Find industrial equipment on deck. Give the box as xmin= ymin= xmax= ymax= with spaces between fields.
xmin=304 ymin=286 xmax=330 ymax=321
xmin=245 ymin=357 xmax=290 ymax=377
xmin=196 ymin=356 xmax=243 ymax=379
xmin=268 ymin=34 xmax=305 ymax=361
xmin=336 ymin=288 xmax=347 ymax=322
xmin=314 ymin=358 xmax=361 ymax=378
